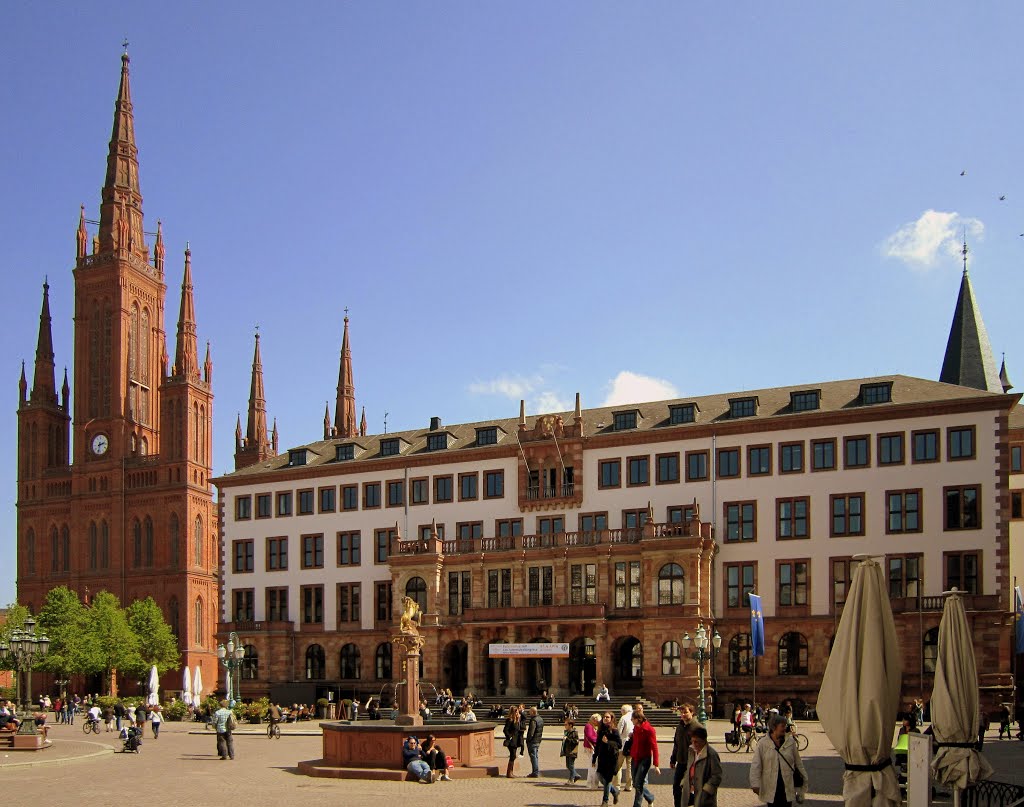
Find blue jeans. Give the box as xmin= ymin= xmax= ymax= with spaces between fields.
xmin=632 ymin=757 xmax=655 ymax=807
xmin=407 ymin=760 xmax=431 ymax=781
xmin=528 ymin=743 xmax=541 ymax=775
xmin=601 ymin=772 xmax=620 ymax=803
xmin=565 ymin=755 xmax=578 ymax=780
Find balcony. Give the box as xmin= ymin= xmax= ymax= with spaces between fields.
xmin=525 ymin=483 xmax=576 ymax=501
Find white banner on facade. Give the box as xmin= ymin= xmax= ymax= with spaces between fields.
xmin=488 ymin=642 xmax=570 ymax=658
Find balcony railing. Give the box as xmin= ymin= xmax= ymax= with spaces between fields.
xmin=525 ymin=483 xmax=576 ymax=500
xmin=397 ymin=525 xmax=693 ymax=556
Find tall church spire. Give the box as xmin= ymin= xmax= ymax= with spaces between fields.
xmin=31 ymin=280 xmax=57 ymax=405
xmin=939 ymin=240 xmax=1002 ymax=393
xmin=173 ymin=245 xmax=198 ymax=379
xmin=334 ymin=313 xmax=357 ymax=438
xmin=97 ymin=52 xmax=145 ymax=256
xmin=235 ymin=331 xmax=273 ymax=470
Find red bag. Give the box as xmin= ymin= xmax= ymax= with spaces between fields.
xmin=446 ymin=755 xmax=455 ymax=769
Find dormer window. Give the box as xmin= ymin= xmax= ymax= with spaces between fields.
xmin=426 ymin=433 xmax=449 ymax=452
xmin=613 ymin=410 xmax=640 ymax=431
xmin=790 ymin=390 xmax=820 ymax=412
xmin=729 ymin=397 xmax=758 ymax=419
xmin=288 ymin=449 xmax=308 ymax=467
xmin=476 ymin=427 xmax=498 ymax=446
xmin=336 ymin=444 xmax=355 ymax=462
xmin=380 ymin=438 xmax=401 ymax=457
xmin=669 ymin=404 xmax=697 ymax=425
xmin=860 ymin=382 xmax=892 ymax=405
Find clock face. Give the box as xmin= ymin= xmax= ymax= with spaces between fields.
xmin=91 ymin=433 xmax=109 ymax=456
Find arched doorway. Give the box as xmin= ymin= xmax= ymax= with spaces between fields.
xmin=569 ymin=637 xmax=597 ymax=696
xmin=444 ymin=641 xmax=469 ymax=693
xmin=613 ymin=635 xmax=643 ymax=694
xmin=484 ymin=639 xmax=508 ymax=696
xmin=527 ymin=636 xmax=552 ymax=694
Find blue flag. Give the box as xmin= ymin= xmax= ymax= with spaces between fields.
xmin=750 ymin=593 xmax=765 ymax=657
xmin=1015 ymin=587 xmax=1024 ymax=654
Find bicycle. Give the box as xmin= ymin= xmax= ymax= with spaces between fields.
xmin=82 ymin=716 xmax=101 ymax=734
xmin=725 ymin=725 xmax=760 ymax=753
xmin=267 ymin=721 xmax=281 ymax=739
xmin=791 ymin=729 xmax=809 ymax=751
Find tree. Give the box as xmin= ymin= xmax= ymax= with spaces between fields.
xmin=36 ymin=587 xmax=92 ymax=678
xmin=89 ymin=591 xmax=140 ymax=693
xmin=0 ymin=603 xmax=30 ymax=649
xmin=125 ymin=597 xmax=179 ymax=676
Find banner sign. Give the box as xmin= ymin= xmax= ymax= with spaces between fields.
xmin=749 ymin=594 xmax=765 ymax=657
xmin=488 ymin=642 xmax=570 ymax=658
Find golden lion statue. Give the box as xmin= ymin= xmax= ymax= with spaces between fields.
xmin=399 ymin=596 xmax=421 ymax=634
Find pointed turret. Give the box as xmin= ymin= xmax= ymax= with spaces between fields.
xmin=31 ymin=281 xmax=57 ymax=406
xmin=97 ymin=52 xmax=145 ymax=255
xmin=154 ymin=220 xmax=165 ymax=276
xmin=61 ymin=368 xmax=70 ymax=410
xmin=1000 ymin=354 xmax=1014 ymax=393
xmin=234 ymin=332 xmax=274 ymax=470
xmin=76 ymin=205 xmax=88 ymax=259
xmin=18 ymin=361 xmax=26 ymax=405
xmin=235 ymin=413 xmax=243 ymax=448
xmin=360 ymin=406 xmax=367 ymax=437
xmin=334 ymin=314 xmax=357 ymax=438
xmin=939 ymin=241 xmax=1002 ymax=392
xmin=271 ymin=418 xmax=279 ymax=453
xmin=173 ymin=245 xmax=199 ymax=380
xmin=323 ymin=402 xmax=332 ymax=440
xmin=204 ymin=341 xmax=213 ymax=384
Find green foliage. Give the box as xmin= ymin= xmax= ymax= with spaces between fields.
xmin=0 ymin=604 xmax=30 ymax=672
xmin=125 ymin=597 xmax=179 ymax=676
xmin=241 ymin=697 xmax=269 ymax=722
xmin=317 ymin=697 xmax=329 ymax=707
xmin=95 ymin=696 xmax=120 ymax=710
xmin=36 ymin=587 xmax=92 ymax=677
xmin=162 ymin=699 xmax=189 ymax=721
xmin=89 ymin=592 xmax=141 ymax=690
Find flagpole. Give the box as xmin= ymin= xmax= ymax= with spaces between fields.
xmin=1014 ymin=577 xmax=1019 ymax=731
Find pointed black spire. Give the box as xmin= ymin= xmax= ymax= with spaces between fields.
xmin=939 ymin=241 xmax=1001 ymax=392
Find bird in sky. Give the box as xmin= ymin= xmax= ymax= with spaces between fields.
xmin=999 ymin=195 xmax=1007 ymax=201
xmin=961 ymin=170 xmax=967 ymax=176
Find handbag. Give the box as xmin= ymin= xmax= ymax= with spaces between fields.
xmin=776 ymin=744 xmax=804 ymax=788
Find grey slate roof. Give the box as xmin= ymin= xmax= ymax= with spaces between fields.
xmin=939 ymin=270 xmax=1002 ymax=393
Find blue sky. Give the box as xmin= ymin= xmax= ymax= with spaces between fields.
xmin=2 ymin=2 xmax=1022 ymax=606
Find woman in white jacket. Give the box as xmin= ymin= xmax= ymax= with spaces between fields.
xmin=750 ymin=715 xmax=808 ymax=806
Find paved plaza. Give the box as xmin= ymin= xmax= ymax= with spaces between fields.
xmin=3 ymin=718 xmax=1021 ymax=806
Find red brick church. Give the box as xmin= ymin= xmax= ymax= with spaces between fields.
xmin=16 ymin=52 xmax=219 ymax=694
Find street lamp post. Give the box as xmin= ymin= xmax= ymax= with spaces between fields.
xmin=0 ymin=617 xmax=50 ymax=732
xmin=682 ymin=623 xmax=721 ymax=724
xmin=217 ymin=632 xmax=246 ymax=707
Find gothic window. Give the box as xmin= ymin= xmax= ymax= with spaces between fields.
xmin=923 ymin=627 xmax=939 ymax=674
xmin=89 ymin=522 xmax=98 ymax=570
xmin=61 ymin=525 xmax=70 ymax=572
xmin=778 ymin=632 xmax=808 ymax=675
xmin=194 ymin=515 xmax=203 ymax=567
xmin=133 ymin=518 xmax=142 ymax=568
xmin=144 ymin=517 xmax=154 ymax=567
xmin=169 ymin=514 xmax=180 ymax=569
xmin=26 ymin=528 xmax=35 ymax=574
xmin=305 ymin=644 xmax=325 ymax=680
xmin=168 ymin=596 xmax=180 ymax=642
xmin=193 ymin=403 xmax=200 ymax=462
xmin=102 ymin=303 xmax=112 ymax=414
xmin=658 ymin=563 xmax=686 ymax=605
xmin=175 ymin=400 xmax=184 ymax=459
xmin=405 ymin=577 xmax=428 ymax=612
xmin=375 ymin=643 xmax=392 ymax=679
xmin=729 ymin=633 xmax=752 ymax=675
xmin=100 ymin=521 xmax=109 ymax=568
xmin=194 ymin=597 xmax=204 ymax=648
xmin=89 ymin=302 xmax=101 ymax=418
xmin=661 ymin=641 xmax=681 ymax=675
xmin=139 ymin=307 xmax=150 ymax=423
xmin=241 ymin=645 xmax=259 ymax=680
xmin=339 ymin=644 xmax=360 ymax=679
xmin=50 ymin=526 xmax=59 ymax=573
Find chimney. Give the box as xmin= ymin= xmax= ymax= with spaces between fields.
xmin=429 ymin=416 xmax=442 ymax=431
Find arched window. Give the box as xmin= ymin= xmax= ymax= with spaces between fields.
xmin=923 ymin=627 xmax=939 ymax=673
xmin=139 ymin=307 xmax=150 ymax=423
xmin=375 ymin=643 xmax=392 ymax=680
xmin=729 ymin=633 xmax=751 ymax=675
xmin=144 ymin=517 xmax=153 ymax=567
xmin=133 ymin=518 xmax=142 ymax=567
xmin=661 ymin=641 xmax=681 ymax=675
xmin=305 ymin=644 xmax=325 ymax=680
xmin=61 ymin=525 xmax=70 ymax=572
xmin=168 ymin=596 xmax=180 ymax=642
xmin=169 ymin=514 xmax=180 ymax=569
xmin=340 ymin=644 xmax=360 ymax=679
xmin=26 ymin=528 xmax=35 ymax=574
xmin=778 ymin=632 xmax=808 ymax=676
xmin=405 ymin=577 xmax=428 ymax=611
xmin=89 ymin=522 xmax=98 ymax=570
xmin=193 ymin=516 xmax=203 ymax=567
xmin=241 ymin=645 xmax=259 ymax=680
xmin=50 ymin=526 xmax=59 ymax=573
xmin=658 ymin=563 xmax=685 ymax=605
xmin=100 ymin=521 xmax=109 ymax=568
xmin=194 ymin=597 xmax=204 ymax=648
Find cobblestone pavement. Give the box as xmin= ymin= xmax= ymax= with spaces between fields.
xmin=4 ymin=719 xmax=1019 ymax=806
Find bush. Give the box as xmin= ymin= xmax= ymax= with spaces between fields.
xmin=163 ymin=700 xmax=189 ymax=721
xmin=317 ymin=697 xmax=329 ymax=708
xmin=96 ymin=696 xmax=120 ymax=711
xmin=241 ymin=697 xmax=269 ymax=723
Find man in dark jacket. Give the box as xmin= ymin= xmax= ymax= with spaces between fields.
xmin=526 ymin=706 xmax=544 ymax=777
xmin=670 ymin=703 xmax=702 ymax=807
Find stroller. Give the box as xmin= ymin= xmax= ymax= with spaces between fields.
xmin=120 ymin=725 xmax=143 ymax=753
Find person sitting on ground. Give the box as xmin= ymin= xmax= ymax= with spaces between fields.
xmin=403 ymin=736 xmax=433 ymax=784
xmin=460 ymin=704 xmax=477 ymax=722
xmin=368 ymin=699 xmax=381 ymax=720
xmin=489 ymin=703 xmax=505 ymax=719
xmin=422 ymin=734 xmax=451 ymax=781
xmin=595 ymin=683 xmax=611 ymax=702
xmin=0 ymin=714 xmax=18 ymax=732
xmin=419 ymin=699 xmax=432 ymax=720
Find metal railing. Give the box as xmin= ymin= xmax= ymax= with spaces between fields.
xmin=962 ymin=780 xmax=1024 ymax=807
xmin=525 ymin=483 xmax=575 ymax=500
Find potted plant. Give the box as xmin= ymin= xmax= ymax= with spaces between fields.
xmin=317 ymin=697 xmax=330 ymax=719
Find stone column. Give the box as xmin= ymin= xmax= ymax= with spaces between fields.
xmin=392 ymin=632 xmax=425 ymax=727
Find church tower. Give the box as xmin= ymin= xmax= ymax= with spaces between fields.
xmin=16 ymin=52 xmax=219 ymax=693
xmin=234 ymin=332 xmax=276 ymax=470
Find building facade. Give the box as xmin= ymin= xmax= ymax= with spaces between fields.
xmin=16 ymin=53 xmax=219 ymax=692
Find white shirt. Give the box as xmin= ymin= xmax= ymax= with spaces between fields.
xmin=618 ymin=710 xmax=634 ymax=740
xmin=88 ymin=706 xmax=101 ymax=720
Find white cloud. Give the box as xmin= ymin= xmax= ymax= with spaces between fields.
xmin=532 ymin=391 xmax=571 ymax=413
xmin=882 ymin=210 xmax=984 ymax=269
xmin=602 ymin=371 xmax=679 ymax=406
xmin=467 ymin=374 xmax=541 ymax=398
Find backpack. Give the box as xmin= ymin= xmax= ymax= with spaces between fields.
xmin=226 ymin=711 xmax=238 ymax=731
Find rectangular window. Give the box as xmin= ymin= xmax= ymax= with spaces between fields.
xmin=485 ymin=470 xmax=504 ymax=498
xmin=266 ymin=587 xmax=288 ymax=622
xmin=232 ymin=539 xmax=254 ymax=573
xmin=375 ymin=528 xmax=394 ymax=563
xmin=337 ymin=583 xmax=361 ymax=624
xmin=725 ymin=563 xmax=756 ymax=608
xmin=487 ymin=568 xmax=513 ymax=607
xmin=887 ymin=555 xmax=921 ymax=599
xmin=375 ymin=582 xmax=392 ymax=623
xmin=276 ymin=491 xmax=292 ymax=517
xmin=319 ymin=486 xmax=336 ymax=513
xmin=887 ymin=489 xmax=922 ymax=533
xmin=791 ymin=391 xmax=819 ymax=412
xmin=780 ymin=442 xmax=804 ymax=473
xmin=627 ymin=456 xmax=650 ymax=486
xmin=844 ymin=436 xmax=869 ymax=468
xmin=419 ymin=523 xmax=446 ymax=542
xmin=302 ymin=534 xmax=324 ymax=569
xmin=1011 ymin=490 xmax=1023 ymax=520
xmin=912 ymin=430 xmax=939 ymax=463
xmin=410 ymin=477 xmax=429 ymax=505
xmin=830 ymin=494 xmax=864 ymax=537
xmin=578 ymin=513 xmax=608 ymax=538
xmin=830 ymin=558 xmax=852 ymax=611
xmin=748 ymin=445 xmax=771 ymax=476
xmin=426 ymin=433 xmax=448 ymax=451
xmin=335 ymin=444 xmax=355 ymax=461
xmin=476 ymin=427 xmax=498 ymax=446
xmin=724 ymin=501 xmax=756 ymax=542
xmin=342 ymin=484 xmax=358 ymax=511
xmin=717 ymin=448 xmax=740 ymax=478
xmin=387 ymin=480 xmax=405 ymax=507
xmin=656 ymin=453 xmax=680 ymax=484
xmin=945 ymin=485 xmax=980 ymax=530
xmin=256 ymin=493 xmax=272 ymax=518
xmin=434 ymin=475 xmax=453 ymax=503
xmin=266 ymin=537 xmax=288 ymax=571
xmin=297 ymin=488 xmax=314 ymax=515
xmin=948 ymin=426 xmax=976 ymax=460
xmin=686 ymin=450 xmax=709 ymax=481
xmin=538 ymin=516 xmax=564 ymax=535
xmin=448 ymin=571 xmax=472 ymax=615
xmin=459 ymin=472 xmax=479 ymax=501
xmin=777 ymin=497 xmax=810 ymax=539
xmin=301 ymin=585 xmax=323 ymax=624
xmin=570 ymin=563 xmax=597 ymax=605
xmin=235 ymin=496 xmax=252 ymax=520
xmin=944 ymin=551 xmax=980 ymax=594
xmin=614 ymin=411 xmax=637 ymax=430
xmin=380 ymin=438 xmax=400 ymax=457
xmin=614 ymin=561 xmax=641 ymax=609
xmin=363 ymin=482 xmax=381 ymax=509
xmin=599 ymin=459 xmax=621 ymax=488
xmin=812 ymin=438 xmax=836 ymax=471
xmin=778 ymin=561 xmax=808 ymax=607
xmin=622 ymin=509 xmax=648 ymax=532
xmin=861 ymin=382 xmax=892 ymax=404
xmin=669 ymin=404 xmax=696 ymax=424
xmin=528 ymin=566 xmax=554 ymax=606
xmin=288 ymin=449 xmax=307 ymax=467
xmin=1013 ymin=445 xmax=1023 ymax=473
xmin=232 ymin=588 xmax=255 ymax=621
xmin=496 ymin=518 xmax=523 ymax=538
xmin=457 ymin=521 xmax=484 ymax=540
xmin=337 ymin=531 xmax=361 ymax=566
xmin=667 ymin=505 xmax=696 ymax=525
xmin=730 ymin=398 xmax=757 ymax=418
xmin=878 ymin=433 xmax=904 ymax=465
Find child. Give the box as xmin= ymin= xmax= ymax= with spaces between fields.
xmin=560 ymin=718 xmax=581 ymax=784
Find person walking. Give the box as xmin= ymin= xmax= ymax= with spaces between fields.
xmin=113 ymin=701 xmax=125 ymax=731
xmin=150 ymin=705 xmax=162 ymax=739
xmin=596 ymin=711 xmax=623 ymax=806
xmin=617 ymin=703 xmax=635 ymax=791
xmin=526 ymin=706 xmax=545 ymax=777
xmin=560 ymin=718 xmax=581 ymax=784
xmin=502 ymin=706 xmax=524 ymax=778
xmin=684 ymin=727 xmax=722 ymax=807
xmin=213 ymin=699 xmax=236 ymax=760
xmin=750 ymin=714 xmax=808 ymax=807
xmin=629 ymin=712 xmax=661 ymax=807
xmin=584 ymin=712 xmax=602 ymax=788
xmin=670 ymin=703 xmax=702 ymax=807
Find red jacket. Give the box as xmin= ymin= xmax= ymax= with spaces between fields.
xmin=629 ymin=719 xmax=659 ymax=766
